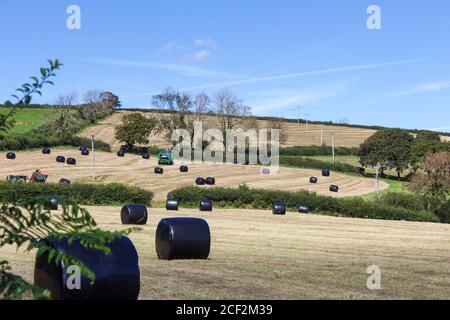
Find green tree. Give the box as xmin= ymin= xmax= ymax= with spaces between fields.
xmin=115 ymin=113 xmax=158 ymax=149
xmin=358 ymin=128 xmax=414 ymax=178
xmin=409 ymin=151 xmax=450 ymax=214
xmin=411 ymin=131 xmax=448 ymax=170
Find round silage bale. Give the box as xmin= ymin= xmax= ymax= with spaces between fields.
xmin=199 ymin=199 xmax=213 ymax=211
xmin=166 ymin=199 xmax=179 ymax=211
xmin=330 ymin=185 xmax=339 ymax=193
xmin=56 ymin=156 xmax=66 ymax=163
xmin=34 ymin=236 xmax=140 ymax=300
xmin=155 ymin=217 xmax=211 ymax=260
xmin=66 ymin=158 xmax=76 ymax=166
xmin=309 ymin=177 xmax=318 ymax=184
xmin=195 ymin=177 xmax=206 ymax=185
xmin=6 ymin=152 xmax=16 ymax=160
xmin=121 ymin=204 xmax=148 ymax=225
xmin=272 ymin=202 xmax=286 ymax=215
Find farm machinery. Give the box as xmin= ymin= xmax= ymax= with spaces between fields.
xmin=157 ymin=150 xmax=174 ymax=165
xmin=6 ymin=170 xmax=48 ymax=183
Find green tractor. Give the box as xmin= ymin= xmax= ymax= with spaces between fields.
xmin=157 ymin=150 xmax=174 ymax=165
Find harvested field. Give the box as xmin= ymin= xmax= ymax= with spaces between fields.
xmin=79 ymin=111 xmax=378 ymax=149
xmin=0 ymin=149 xmax=389 ymax=201
xmin=2 ymin=207 xmax=449 ymax=299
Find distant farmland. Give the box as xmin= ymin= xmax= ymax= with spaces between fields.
xmin=0 ymin=107 xmax=55 ymax=135
xmin=80 ymin=111 xmax=378 ymax=150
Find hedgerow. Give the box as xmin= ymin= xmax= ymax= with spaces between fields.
xmin=168 ymin=185 xmax=439 ymax=223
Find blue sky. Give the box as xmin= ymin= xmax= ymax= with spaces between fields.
xmin=1 ymin=0 xmax=450 ymax=131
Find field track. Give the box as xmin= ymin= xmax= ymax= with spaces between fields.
xmin=2 ymin=207 xmax=449 ymax=299
xmin=0 ymin=149 xmax=389 ymax=200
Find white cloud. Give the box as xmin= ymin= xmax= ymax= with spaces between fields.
xmin=181 ymin=50 xmax=213 ymax=62
xmin=157 ymin=39 xmax=217 ymax=62
xmin=193 ymin=38 xmax=217 ymax=49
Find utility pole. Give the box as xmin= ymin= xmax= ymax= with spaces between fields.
xmin=331 ymin=135 xmax=335 ymax=165
xmin=320 ymin=125 xmax=323 ymax=145
xmin=91 ymin=135 xmax=96 ymax=181
xmin=305 ymin=113 xmax=310 ymax=142
xmin=374 ymin=164 xmax=385 ymax=204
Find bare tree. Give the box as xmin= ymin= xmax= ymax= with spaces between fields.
xmin=213 ymin=89 xmax=251 ymax=137
xmin=267 ymin=117 xmax=288 ymax=145
xmin=78 ymin=89 xmax=117 ymax=123
xmin=56 ymin=92 xmax=78 ymax=107
xmin=42 ymin=92 xmax=78 ymax=140
xmin=152 ymin=87 xmax=195 ymax=145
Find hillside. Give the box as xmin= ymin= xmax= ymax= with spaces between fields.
xmin=80 ymin=110 xmax=378 ymax=150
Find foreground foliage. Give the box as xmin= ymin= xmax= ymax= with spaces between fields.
xmin=0 ymin=197 xmax=133 ymax=299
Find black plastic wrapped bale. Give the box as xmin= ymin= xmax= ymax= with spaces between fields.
xmin=154 ymin=167 xmax=164 ymax=174
xmin=155 ymin=218 xmax=211 ymax=260
xmin=180 ymin=165 xmax=189 ymax=173
xmin=7 ymin=175 xmax=27 ymax=182
xmin=66 ymin=158 xmax=76 ymax=166
xmin=261 ymin=168 xmax=270 ymax=175
xmin=34 ymin=236 xmax=140 ymax=300
xmin=243 ymin=160 xmax=250 ymax=165
xmin=309 ymin=177 xmax=318 ymax=184
xmin=195 ymin=177 xmax=206 ymax=185
xmin=56 ymin=156 xmax=66 ymax=163
xmin=272 ymin=202 xmax=286 ymax=215
xmin=117 ymin=150 xmax=125 ymax=157
xmin=79 ymin=145 xmax=87 ymax=152
xmin=81 ymin=149 xmax=89 ymax=156
xmin=59 ymin=178 xmax=71 ymax=185
xmin=44 ymin=197 xmax=59 ymax=211
xmin=330 ymin=185 xmax=339 ymax=193
xmin=199 ymin=199 xmax=213 ymax=212
xmin=359 ymin=167 xmax=366 ymax=175
xmin=6 ymin=152 xmax=16 ymax=160
xmin=142 ymin=153 xmax=150 ymax=160
xmin=166 ymin=199 xmax=179 ymax=211
xmin=121 ymin=204 xmax=148 ymax=225
xmin=42 ymin=147 xmax=51 ymax=155
xmin=205 ymin=177 xmax=215 ymax=185
xmin=322 ymin=168 xmax=330 ymax=177
xmin=298 ymin=204 xmax=310 ymax=214
xmin=233 ymin=159 xmax=238 ymax=164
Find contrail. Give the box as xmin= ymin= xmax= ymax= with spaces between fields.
xmin=128 ymin=58 xmax=422 ymax=98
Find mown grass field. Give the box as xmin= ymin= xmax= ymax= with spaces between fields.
xmin=0 ymin=149 xmax=389 ymax=201
xmin=308 ymin=155 xmax=412 ymax=177
xmin=2 ymin=207 xmax=449 ymax=299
